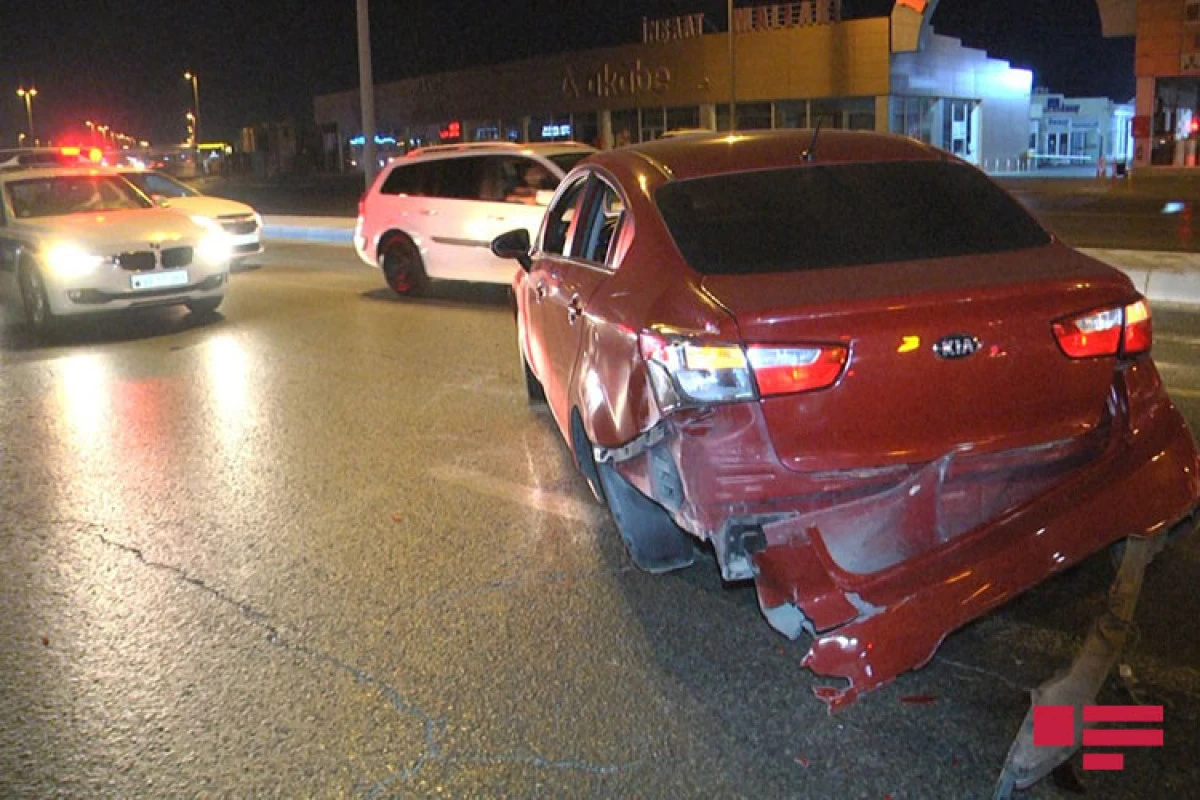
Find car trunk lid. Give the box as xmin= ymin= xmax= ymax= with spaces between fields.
xmin=700 ymin=244 xmax=1136 ymax=472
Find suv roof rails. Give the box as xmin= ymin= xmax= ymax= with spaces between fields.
xmin=404 ymin=140 xmax=595 ymax=158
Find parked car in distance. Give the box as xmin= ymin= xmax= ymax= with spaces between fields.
xmin=117 ymin=168 xmax=263 ymax=262
xmin=353 ymin=140 xmax=596 ymax=295
xmin=0 ymin=165 xmax=231 ymax=335
xmin=492 ymin=129 xmax=1200 ymax=708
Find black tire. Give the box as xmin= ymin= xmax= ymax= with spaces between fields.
xmin=187 ymin=296 xmax=224 ymax=316
xmin=18 ymin=261 xmax=57 ymax=337
xmin=596 ymin=458 xmax=696 ymax=574
xmin=380 ymin=235 xmax=428 ymax=296
xmin=521 ymin=346 xmax=546 ymax=405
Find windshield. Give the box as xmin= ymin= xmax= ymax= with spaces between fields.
xmin=547 ymin=152 xmax=592 ymax=174
xmin=121 ymin=171 xmax=198 ymax=199
xmin=654 ymin=161 xmax=1051 ymax=274
xmin=6 ymin=175 xmax=153 ymax=218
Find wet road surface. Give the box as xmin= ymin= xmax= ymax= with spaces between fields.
xmin=2 ymin=244 xmax=1198 ymax=798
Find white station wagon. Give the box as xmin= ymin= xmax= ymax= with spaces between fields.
xmin=0 ymin=164 xmax=231 ymax=335
xmin=353 ymin=141 xmax=595 ymax=295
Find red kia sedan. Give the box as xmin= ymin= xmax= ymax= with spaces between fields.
xmin=491 ymin=130 xmax=1199 ymax=707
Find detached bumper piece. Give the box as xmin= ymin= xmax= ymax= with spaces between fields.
xmin=751 ymin=367 xmax=1200 ymax=709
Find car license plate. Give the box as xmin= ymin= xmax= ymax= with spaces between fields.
xmin=130 ymin=269 xmax=188 ymax=290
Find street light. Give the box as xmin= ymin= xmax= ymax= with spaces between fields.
xmin=17 ymin=86 xmax=38 ymax=142
xmin=97 ymin=124 xmax=110 ymax=146
xmin=184 ymin=70 xmax=200 ymax=144
xmin=84 ymin=119 xmax=97 ymax=144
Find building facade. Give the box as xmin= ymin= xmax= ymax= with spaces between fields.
xmin=1029 ymin=90 xmax=1135 ymax=167
xmin=313 ymin=2 xmax=1032 ymax=170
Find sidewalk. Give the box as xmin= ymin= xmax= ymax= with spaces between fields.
xmin=261 ymin=216 xmax=1200 ymax=308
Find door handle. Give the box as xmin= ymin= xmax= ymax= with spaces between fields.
xmin=535 ymin=281 xmax=547 ymax=302
xmin=420 ymin=209 xmax=438 ymax=216
xmin=567 ymin=295 xmax=582 ymax=324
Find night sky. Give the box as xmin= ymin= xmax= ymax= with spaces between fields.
xmin=1 ymin=0 xmax=1135 ymax=146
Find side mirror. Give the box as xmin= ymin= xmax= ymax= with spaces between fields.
xmin=491 ymin=228 xmax=533 ymax=271
xmin=151 ymin=194 xmax=170 ymax=207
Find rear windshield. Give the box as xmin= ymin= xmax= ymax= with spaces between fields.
xmin=654 ymin=161 xmax=1051 ymax=274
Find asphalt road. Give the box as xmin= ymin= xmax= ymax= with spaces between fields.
xmin=192 ymin=170 xmax=1200 ymax=252
xmin=1 ymin=244 xmax=1198 ymax=799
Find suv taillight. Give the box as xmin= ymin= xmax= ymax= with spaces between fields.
xmin=1052 ymin=299 xmax=1152 ymax=359
xmin=639 ymin=332 xmax=847 ymax=412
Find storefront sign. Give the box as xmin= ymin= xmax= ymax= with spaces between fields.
xmin=541 ymin=123 xmax=572 ymax=138
xmin=1046 ymin=97 xmax=1081 ymax=113
xmin=643 ymin=13 xmax=705 ymax=43
xmin=562 ymin=60 xmax=672 ymax=100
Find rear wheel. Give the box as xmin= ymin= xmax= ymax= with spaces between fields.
xmin=380 ymin=235 xmax=428 ymax=296
xmin=520 ymin=346 xmax=546 ymax=405
xmin=18 ymin=262 xmax=56 ymax=337
xmin=595 ymin=458 xmax=696 ymax=574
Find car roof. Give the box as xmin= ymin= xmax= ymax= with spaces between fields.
xmin=591 ymin=129 xmax=949 ymax=183
xmin=0 ymin=165 xmax=121 ymax=182
xmin=402 ymin=140 xmax=595 ymax=162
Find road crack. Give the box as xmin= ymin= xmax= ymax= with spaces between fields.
xmin=93 ymin=532 xmax=640 ymax=796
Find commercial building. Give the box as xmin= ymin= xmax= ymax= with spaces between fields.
xmin=313 ymin=2 xmax=1032 ymax=169
xmin=1028 ymin=89 xmax=1135 ymax=169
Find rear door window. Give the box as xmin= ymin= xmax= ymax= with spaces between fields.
xmin=541 ymin=176 xmax=589 ymax=256
xmin=433 ymin=157 xmax=486 ymax=200
xmin=655 ymin=161 xmax=1051 ymax=274
xmin=571 ymin=179 xmax=626 ymax=267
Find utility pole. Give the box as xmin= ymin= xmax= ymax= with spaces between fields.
xmin=727 ymin=0 xmax=737 ymax=132
xmin=356 ymin=0 xmax=378 ymax=188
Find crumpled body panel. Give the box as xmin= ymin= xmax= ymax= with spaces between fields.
xmin=614 ymin=360 xmax=1200 ymax=708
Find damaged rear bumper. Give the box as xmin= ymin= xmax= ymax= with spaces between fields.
xmin=607 ymin=361 xmax=1200 ymax=708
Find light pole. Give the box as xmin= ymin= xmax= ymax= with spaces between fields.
xmin=727 ymin=0 xmax=736 ymax=132
xmin=356 ymin=0 xmax=378 ymax=187
xmin=84 ymin=119 xmax=97 ymax=144
xmin=17 ymin=86 xmax=38 ymax=143
xmin=184 ymin=70 xmax=200 ymax=170
xmin=186 ymin=112 xmax=196 ymax=147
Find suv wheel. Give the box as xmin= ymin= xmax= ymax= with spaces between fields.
xmin=380 ymin=235 xmax=428 ymax=296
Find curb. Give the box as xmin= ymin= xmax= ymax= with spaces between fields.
xmin=262 ymin=216 xmax=1200 ymax=308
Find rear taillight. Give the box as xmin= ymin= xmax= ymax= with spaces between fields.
xmin=1052 ymin=300 xmax=1152 ymax=359
xmin=639 ymin=334 xmax=755 ymax=412
xmin=639 ymin=332 xmax=846 ymax=412
xmin=747 ymin=345 xmax=848 ymax=396
xmin=1122 ymin=299 xmax=1152 ymax=355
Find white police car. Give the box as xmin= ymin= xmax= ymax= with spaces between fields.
xmin=0 ymin=163 xmax=231 ymax=336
